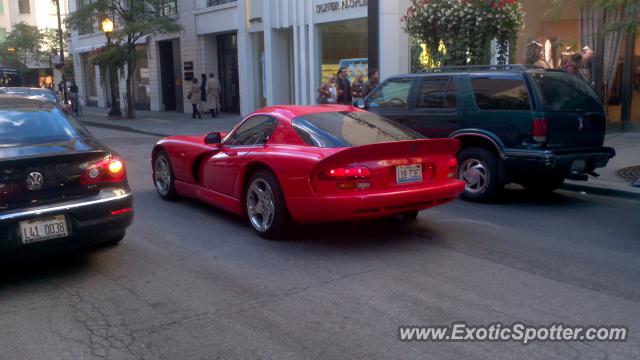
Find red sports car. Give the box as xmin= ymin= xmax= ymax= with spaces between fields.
xmin=151 ymin=105 xmax=464 ymax=238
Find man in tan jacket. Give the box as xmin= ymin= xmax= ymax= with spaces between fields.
xmin=205 ymin=73 xmax=222 ymax=118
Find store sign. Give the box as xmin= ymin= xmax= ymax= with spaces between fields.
xmin=316 ymin=0 xmax=368 ymax=13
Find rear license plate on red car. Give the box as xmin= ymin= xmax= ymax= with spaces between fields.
xmin=396 ymin=164 xmax=423 ymax=184
xmin=19 ymin=215 xmax=69 ymax=244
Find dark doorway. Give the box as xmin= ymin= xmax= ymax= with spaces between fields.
xmin=217 ymin=33 xmax=240 ymax=113
xmin=159 ymin=39 xmax=183 ymax=112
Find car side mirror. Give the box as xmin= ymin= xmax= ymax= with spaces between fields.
xmin=204 ymin=132 xmax=222 ymax=145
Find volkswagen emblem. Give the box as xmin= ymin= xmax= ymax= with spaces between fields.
xmin=26 ymin=172 xmax=45 ymax=191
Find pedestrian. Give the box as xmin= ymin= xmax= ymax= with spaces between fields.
xmin=581 ymin=46 xmax=596 ymax=87
xmin=69 ymin=81 xmax=79 ymax=115
xmin=361 ymin=67 xmax=380 ymax=98
xmin=206 ymin=73 xmax=222 ymax=118
xmin=199 ymin=73 xmax=207 ymax=114
xmin=351 ymin=74 xmax=364 ymax=106
xmin=188 ymin=78 xmax=202 ymax=119
xmin=336 ymin=67 xmax=351 ymax=105
xmin=317 ymin=82 xmax=330 ymax=104
xmin=563 ymin=53 xmax=582 ymax=77
xmin=327 ymin=76 xmax=338 ymax=104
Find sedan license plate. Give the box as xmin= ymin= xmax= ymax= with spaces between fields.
xmin=570 ymin=159 xmax=587 ymax=172
xmin=396 ymin=164 xmax=423 ymax=184
xmin=19 ymin=215 xmax=69 ymax=244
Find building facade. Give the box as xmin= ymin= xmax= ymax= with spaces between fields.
xmin=69 ymin=0 xmax=410 ymax=115
xmin=0 ymin=0 xmax=69 ymax=87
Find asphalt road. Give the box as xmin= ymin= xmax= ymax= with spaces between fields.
xmin=1 ymin=126 xmax=639 ymax=360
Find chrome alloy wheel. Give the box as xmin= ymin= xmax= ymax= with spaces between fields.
xmin=458 ymin=158 xmax=489 ymax=194
xmin=154 ymin=156 xmax=171 ymax=196
xmin=246 ymin=178 xmax=276 ymax=232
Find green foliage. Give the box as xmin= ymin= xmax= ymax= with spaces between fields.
xmin=402 ymin=0 xmax=525 ymax=66
xmin=3 ymin=22 xmax=57 ymax=71
xmin=67 ymin=0 xmax=183 ymax=118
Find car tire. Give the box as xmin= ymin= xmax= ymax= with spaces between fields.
xmin=457 ymin=147 xmax=503 ymax=203
xmin=154 ymin=150 xmax=179 ymax=201
xmin=245 ymin=170 xmax=289 ymax=239
xmin=523 ymin=176 xmax=565 ymax=194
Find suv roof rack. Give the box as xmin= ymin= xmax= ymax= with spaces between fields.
xmin=419 ymin=65 xmax=544 ymax=73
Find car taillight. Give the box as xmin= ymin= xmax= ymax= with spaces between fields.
xmin=532 ymin=117 xmax=548 ymax=143
xmin=319 ymin=166 xmax=371 ymax=190
xmin=81 ymin=155 xmax=127 ymax=185
xmin=447 ymin=156 xmax=458 ymax=178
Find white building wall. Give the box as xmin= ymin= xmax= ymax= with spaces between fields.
xmin=68 ymin=0 xmax=412 ymax=115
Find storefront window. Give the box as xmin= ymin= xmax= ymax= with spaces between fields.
xmin=81 ymin=53 xmax=98 ymax=105
xmin=133 ymin=45 xmax=151 ymax=109
xmin=318 ymin=18 xmax=368 ymax=86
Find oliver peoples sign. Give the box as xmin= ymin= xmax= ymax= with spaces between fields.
xmin=315 ymin=0 xmax=368 ymax=13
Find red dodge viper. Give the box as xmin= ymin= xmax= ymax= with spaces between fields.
xmin=151 ymin=105 xmax=464 ymax=238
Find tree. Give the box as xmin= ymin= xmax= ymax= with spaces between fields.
xmin=4 ymin=22 xmax=54 ymax=73
xmin=67 ymin=0 xmax=183 ymax=119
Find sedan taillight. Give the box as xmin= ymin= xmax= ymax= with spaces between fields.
xmin=81 ymin=155 xmax=127 ymax=185
xmin=319 ymin=166 xmax=371 ymax=190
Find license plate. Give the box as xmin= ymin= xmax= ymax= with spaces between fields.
xmin=396 ymin=164 xmax=423 ymax=184
xmin=570 ymin=159 xmax=587 ymax=172
xmin=19 ymin=215 xmax=69 ymax=244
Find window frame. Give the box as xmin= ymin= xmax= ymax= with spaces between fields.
xmin=366 ymin=77 xmax=414 ymax=110
xmin=224 ymin=115 xmax=279 ymax=147
xmin=469 ymin=73 xmax=533 ymax=112
xmin=18 ymin=0 xmax=30 ymax=14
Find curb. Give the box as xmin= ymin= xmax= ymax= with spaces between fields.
xmin=561 ymin=183 xmax=640 ymax=201
xmin=81 ymin=120 xmax=169 ymax=137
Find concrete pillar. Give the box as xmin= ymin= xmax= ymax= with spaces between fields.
xmin=379 ymin=0 xmax=410 ymax=81
xmin=238 ymin=0 xmax=255 ymax=115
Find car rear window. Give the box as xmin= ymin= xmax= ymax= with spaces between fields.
xmin=292 ymin=111 xmax=424 ymax=148
xmin=471 ymin=76 xmax=531 ymax=110
xmin=0 ymin=108 xmax=89 ymax=145
xmin=530 ymin=72 xmax=602 ymax=112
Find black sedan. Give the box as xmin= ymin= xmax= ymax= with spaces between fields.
xmin=0 ymin=96 xmax=133 ymax=259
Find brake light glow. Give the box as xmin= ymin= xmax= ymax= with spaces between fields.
xmin=532 ymin=117 xmax=548 ymax=142
xmin=321 ymin=167 xmax=370 ymax=180
xmin=319 ymin=166 xmax=371 ymax=190
xmin=81 ymin=155 xmax=127 ymax=185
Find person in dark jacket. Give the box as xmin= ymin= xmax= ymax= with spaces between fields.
xmin=199 ymin=74 xmax=207 ymax=114
xmin=361 ymin=67 xmax=380 ymax=98
xmin=336 ymin=68 xmax=352 ymax=105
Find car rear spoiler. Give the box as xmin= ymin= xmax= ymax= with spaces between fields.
xmin=314 ymin=139 xmax=461 ymax=170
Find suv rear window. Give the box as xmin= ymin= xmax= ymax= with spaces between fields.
xmin=292 ymin=111 xmax=424 ymax=148
xmin=530 ymin=72 xmax=602 ymax=112
xmin=471 ymin=76 xmax=531 ymax=110
xmin=0 ymin=108 xmax=88 ymax=145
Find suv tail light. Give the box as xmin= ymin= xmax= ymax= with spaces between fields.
xmin=319 ymin=166 xmax=371 ymax=190
xmin=532 ymin=117 xmax=548 ymax=143
xmin=81 ymin=155 xmax=126 ymax=185
xmin=447 ymin=156 xmax=458 ymax=178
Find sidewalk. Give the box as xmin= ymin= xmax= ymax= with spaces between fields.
xmin=563 ymin=132 xmax=640 ymax=198
xmin=80 ymin=106 xmax=243 ymax=137
xmin=80 ymin=106 xmax=640 ymax=199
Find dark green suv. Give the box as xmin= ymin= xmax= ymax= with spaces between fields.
xmin=362 ymin=65 xmax=615 ymax=202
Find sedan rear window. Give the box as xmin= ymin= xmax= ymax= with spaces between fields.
xmin=531 ymin=72 xmax=602 ymax=112
xmin=0 ymin=108 xmax=89 ymax=145
xmin=292 ymin=111 xmax=424 ymax=148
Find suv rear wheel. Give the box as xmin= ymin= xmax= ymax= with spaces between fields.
xmin=457 ymin=147 xmax=503 ymax=203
